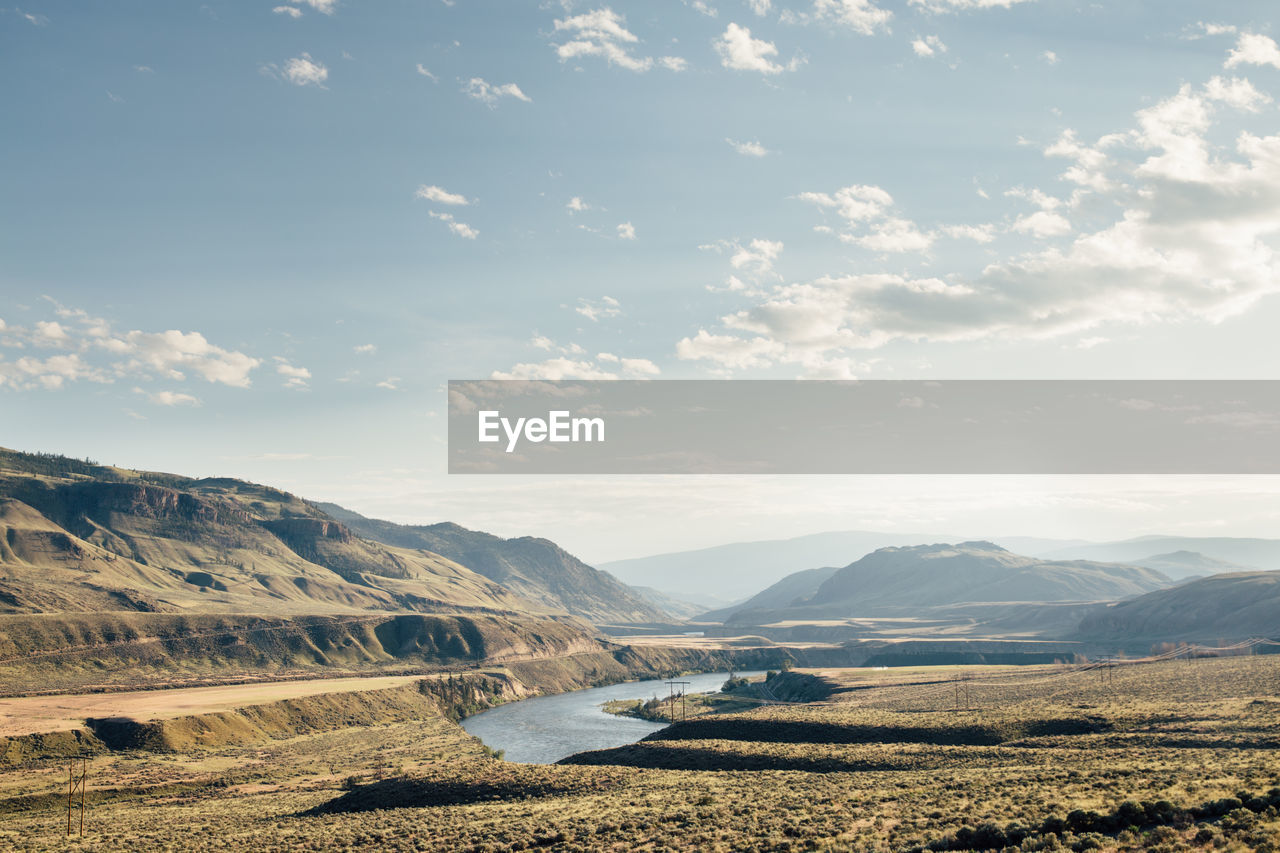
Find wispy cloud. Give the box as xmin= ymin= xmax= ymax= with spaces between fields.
xmin=264 ymin=53 xmax=328 ymax=87
xmin=462 ymin=77 xmax=530 ymax=106
xmin=727 ymin=138 xmax=770 ymax=157
xmin=275 ymin=358 xmax=311 ymax=389
xmin=575 ymin=296 xmax=622 ymax=321
xmin=415 ymin=184 xmax=471 ymax=205
xmin=13 ymin=7 xmax=49 ymax=26
xmin=429 ymin=211 xmax=479 ymax=239
xmin=552 ymin=8 xmax=686 ymax=73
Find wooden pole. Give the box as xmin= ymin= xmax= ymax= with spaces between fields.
xmin=79 ymin=758 xmax=86 ymax=836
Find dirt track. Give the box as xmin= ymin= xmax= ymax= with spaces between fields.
xmin=0 ymin=675 xmax=422 ymax=736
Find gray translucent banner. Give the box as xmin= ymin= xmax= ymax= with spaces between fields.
xmin=447 ymin=380 xmax=1280 ymax=474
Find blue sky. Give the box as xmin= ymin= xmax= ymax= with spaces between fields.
xmin=6 ymin=0 xmax=1280 ymax=561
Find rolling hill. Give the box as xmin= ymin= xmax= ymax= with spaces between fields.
xmin=1127 ymin=550 xmax=1253 ymax=580
xmin=313 ymin=505 xmax=670 ymax=624
xmin=1076 ymin=571 xmax=1280 ymax=643
xmin=695 ymin=566 xmax=840 ymax=623
xmin=722 ymin=541 xmax=1173 ymax=625
xmin=0 ymin=448 xmax=665 ymax=624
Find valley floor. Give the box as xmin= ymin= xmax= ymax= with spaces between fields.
xmin=1 ymin=655 xmax=1279 ymax=851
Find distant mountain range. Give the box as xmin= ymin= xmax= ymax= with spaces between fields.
xmin=710 ymin=542 xmax=1172 ymax=625
xmin=1126 ymin=550 xmax=1253 ymax=580
xmin=1036 ymin=538 xmax=1280 ymax=576
xmin=604 ymin=529 xmax=1280 ymax=605
xmin=599 ymin=531 xmax=961 ymax=601
xmin=0 ymin=448 xmax=668 ymax=624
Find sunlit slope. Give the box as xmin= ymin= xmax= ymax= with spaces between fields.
xmin=0 ymin=450 xmax=540 ymax=616
xmin=1077 ymin=570 xmax=1280 ymax=642
xmin=318 ymin=504 xmax=669 ymax=624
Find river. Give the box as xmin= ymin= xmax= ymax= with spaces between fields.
xmin=460 ymin=670 xmax=762 ymax=764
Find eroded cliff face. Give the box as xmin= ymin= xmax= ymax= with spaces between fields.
xmin=3 ymin=479 xmax=253 ymax=535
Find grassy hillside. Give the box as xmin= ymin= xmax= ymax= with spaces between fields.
xmin=0 ymin=447 xmax=663 ymax=624
xmin=317 ymin=504 xmax=669 ymax=624
xmin=1076 ymin=570 xmax=1280 ymax=643
xmin=727 ymin=541 xmax=1171 ymax=624
xmin=0 ymin=459 xmax=537 ymax=617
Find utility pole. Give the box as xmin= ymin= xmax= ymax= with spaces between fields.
xmin=67 ymin=757 xmax=86 ymax=837
xmin=664 ymin=680 xmax=691 ymax=722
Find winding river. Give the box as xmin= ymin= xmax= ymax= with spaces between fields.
xmin=461 ymin=670 xmax=762 ymax=764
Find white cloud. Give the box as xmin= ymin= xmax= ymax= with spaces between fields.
xmin=415 ymin=63 xmax=438 ymax=82
xmin=279 ymin=53 xmax=328 ymax=87
xmin=136 ymin=388 xmax=201 ymax=407
xmin=940 ymin=223 xmax=996 ymax=243
xmin=428 ymin=211 xmax=479 ymax=239
xmin=567 ymin=196 xmax=592 ymax=213
xmin=1225 ymin=32 xmax=1280 ymax=70
xmin=275 ymin=359 xmax=311 ymax=388
xmin=415 ymin=184 xmax=471 ymax=205
xmin=297 ymin=0 xmax=336 ymax=13
xmin=490 ymin=346 xmax=660 ymax=380
xmin=680 ymin=66 xmax=1280 ymax=374
xmin=273 ymin=6 xmax=302 ymax=18
xmin=1011 ymin=210 xmax=1072 ymax=238
xmin=0 ymin=354 xmax=107 ymax=390
xmin=575 ymin=296 xmax=622 ymax=321
xmin=912 ymin=35 xmax=947 ymax=57
xmin=491 ymin=358 xmax=619 ymax=381
xmin=727 ymin=138 xmax=769 ymax=157
xmin=688 ymin=0 xmax=718 ymax=17
xmin=1040 ymin=49 xmax=1058 ymax=65
xmin=799 ymin=184 xmax=936 ymax=253
xmin=730 ymin=238 xmax=783 ymax=275
xmin=354 ymin=344 xmax=376 ymax=354
xmin=910 ymin=0 xmax=1035 ymax=10
xmin=1191 ymin=22 xmax=1238 ymax=39
xmin=553 ymin=8 xmax=684 ymax=73
xmin=0 ymin=310 xmax=265 ymax=392
xmin=376 ymin=377 xmax=399 ymax=390
xmin=747 ymin=0 xmax=772 ymax=14
xmin=675 ymin=330 xmax=784 ymax=370
xmin=811 ymin=0 xmax=892 ymax=36
xmin=117 ymin=330 xmax=262 ymax=387
xmin=463 ymin=77 xmax=531 ymax=105
xmin=34 ymin=320 xmax=70 ymax=346
xmin=714 ymin=23 xmax=798 ymax=74
xmin=617 ymin=222 xmax=636 ymax=239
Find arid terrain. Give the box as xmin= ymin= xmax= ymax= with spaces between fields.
xmin=2 ymin=653 xmax=1279 ymax=851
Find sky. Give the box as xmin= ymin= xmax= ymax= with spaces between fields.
xmin=5 ymin=0 xmax=1280 ymax=563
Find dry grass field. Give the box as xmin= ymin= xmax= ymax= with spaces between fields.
xmin=0 ymin=654 xmax=1277 ymax=851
